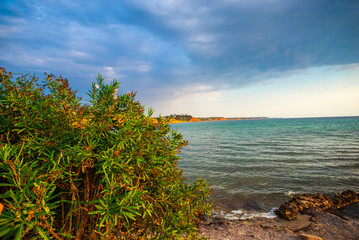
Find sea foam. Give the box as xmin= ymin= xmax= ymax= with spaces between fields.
xmin=211 ymin=208 xmax=278 ymax=220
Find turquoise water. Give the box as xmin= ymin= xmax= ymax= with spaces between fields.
xmin=173 ymin=117 xmax=359 ymax=215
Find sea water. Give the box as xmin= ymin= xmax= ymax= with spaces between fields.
xmin=173 ymin=117 xmax=359 ymax=219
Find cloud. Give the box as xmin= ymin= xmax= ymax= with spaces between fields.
xmin=0 ymin=0 xmax=358 ymax=115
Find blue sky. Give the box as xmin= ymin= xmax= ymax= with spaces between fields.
xmin=1 ymin=0 xmax=359 ymax=118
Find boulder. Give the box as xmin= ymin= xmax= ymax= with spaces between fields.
xmin=275 ymin=190 xmax=359 ymax=221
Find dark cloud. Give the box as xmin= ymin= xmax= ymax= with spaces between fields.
xmin=1 ymin=0 xmax=358 ymax=103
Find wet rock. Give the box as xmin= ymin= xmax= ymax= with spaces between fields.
xmin=330 ymin=190 xmax=359 ymax=210
xmin=275 ymin=190 xmax=359 ymax=221
xmin=338 ymin=202 xmax=359 ymax=221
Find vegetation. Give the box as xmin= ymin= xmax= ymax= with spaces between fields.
xmin=166 ymin=114 xmax=193 ymax=122
xmin=0 ymin=68 xmax=211 ymax=239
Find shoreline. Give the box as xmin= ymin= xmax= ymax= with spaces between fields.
xmin=198 ymin=191 xmax=359 ymax=239
xmin=168 ymin=117 xmax=267 ymax=124
xmin=199 ymin=202 xmax=359 ymax=239
xmin=163 ymin=115 xmax=268 ymax=124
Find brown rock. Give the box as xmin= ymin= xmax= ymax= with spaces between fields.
xmin=275 ymin=190 xmax=359 ymax=221
xmin=330 ymin=189 xmax=359 ymax=210
xmin=299 ymin=234 xmax=323 ymax=240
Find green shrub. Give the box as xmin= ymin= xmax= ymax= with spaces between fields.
xmin=0 ymin=68 xmax=211 ymax=239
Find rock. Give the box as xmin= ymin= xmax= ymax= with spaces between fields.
xmin=260 ymin=224 xmax=272 ymax=229
xmin=279 ymin=214 xmax=312 ymax=231
xmin=199 ymin=214 xmax=213 ymax=225
xmin=330 ymin=189 xmax=359 ymax=210
xmin=275 ymin=190 xmax=359 ymax=221
xmin=337 ymin=201 xmax=359 ymax=221
xmin=299 ymin=233 xmax=323 ymax=240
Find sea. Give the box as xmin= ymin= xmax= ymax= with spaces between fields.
xmin=173 ymin=116 xmax=359 ymax=220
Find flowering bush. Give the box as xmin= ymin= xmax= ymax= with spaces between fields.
xmin=0 ymin=68 xmax=211 ymax=239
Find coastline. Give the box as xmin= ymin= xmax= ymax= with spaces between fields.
xmin=199 ymin=202 xmax=359 ymax=239
xmin=164 ymin=116 xmax=267 ymax=124
xmin=198 ymin=190 xmax=359 ymax=239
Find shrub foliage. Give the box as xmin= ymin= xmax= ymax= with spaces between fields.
xmin=0 ymin=68 xmax=211 ymax=239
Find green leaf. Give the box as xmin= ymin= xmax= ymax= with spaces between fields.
xmin=122 ymin=211 xmax=136 ymax=221
xmin=0 ymin=183 xmax=15 ymax=187
xmin=14 ymin=223 xmax=24 ymax=240
xmin=37 ymin=227 xmax=49 ymax=240
xmin=43 ymin=206 xmax=50 ymax=213
xmin=0 ymin=223 xmax=12 ymax=237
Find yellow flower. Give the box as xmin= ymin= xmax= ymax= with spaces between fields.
xmin=72 ymin=118 xmax=92 ymax=129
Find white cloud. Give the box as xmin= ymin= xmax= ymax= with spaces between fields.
xmin=68 ymin=50 xmax=88 ymax=58
xmin=103 ymin=66 xmax=116 ymax=80
xmin=152 ymin=63 xmax=359 ymax=118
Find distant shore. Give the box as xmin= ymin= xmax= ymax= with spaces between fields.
xmin=166 ymin=116 xmax=267 ymax=124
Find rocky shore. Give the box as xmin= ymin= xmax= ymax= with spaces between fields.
xmin=199 ymin=190 xmax=359 ymax=240
xmin=275 ymin=190 xmax=359 ymax=221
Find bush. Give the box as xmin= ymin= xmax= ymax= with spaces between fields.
xmin=0 ymin=68 xmax=211 ymax=239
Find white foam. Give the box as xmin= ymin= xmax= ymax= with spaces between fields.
xmin=232 ymin=210 xmax=243 ymax=214
xmin=286 ymin=191 xmax=297 ymax=197
xmin=211 ymin=208 xmax=278 ymax=220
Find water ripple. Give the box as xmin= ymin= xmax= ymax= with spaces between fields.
xmin=175 ymin=117 xmax=359 ymax=210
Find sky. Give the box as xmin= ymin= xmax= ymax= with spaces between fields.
xmin=1 ymin=0 xmax=359 ymax=118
